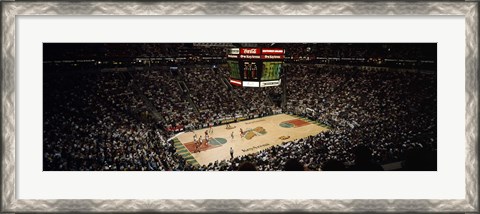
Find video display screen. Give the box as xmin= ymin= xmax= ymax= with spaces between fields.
xmin=262 ymin=61 xmax=282 ymax=80
xmin=227 ymin=60 xmax=241 ymax=79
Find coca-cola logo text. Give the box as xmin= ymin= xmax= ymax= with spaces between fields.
xmin=240 ymin=48 xmax=260 ymax=54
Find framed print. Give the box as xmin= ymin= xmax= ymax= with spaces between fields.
xmin=1 ymin=1 xmax=478 ymax=213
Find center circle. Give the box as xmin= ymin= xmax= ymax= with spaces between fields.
xmin=210 ymin=138 xmax=227 ymax=145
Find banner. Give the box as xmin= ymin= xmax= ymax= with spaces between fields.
xmin=228 ymin=48 xmax=240 ymax=54
xmin=229 ymin=78 xmax=242 ymax=86
xmin=239 ymin=54 xmax=261 ymax=59
xmin=261 ymin=55 xmax=284 ymax=59
xmin=261 ymin=48 xmax=285 ymax=54
xmin=260 ymin=80 xmax=281 ymax=87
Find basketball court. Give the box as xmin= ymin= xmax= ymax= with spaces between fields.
xmin=172 ymin=114 xmax=329 ymax=166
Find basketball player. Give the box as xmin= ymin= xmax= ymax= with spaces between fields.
xmin=205 ymin=133 xmax=209 ymax=147
xmin=231 ymin=131 xmax=234 ymax=139
xmin=209 ymin=123 xmax=213 ymax=133
xmin=240 ymin=128 xmax=244 ymax=138
xmin=230 ymin=147 xmax=234 ymax=159
xmin=199 ymin=141 xmax=202 ymax=153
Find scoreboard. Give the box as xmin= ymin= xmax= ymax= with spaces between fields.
xmin=227 ymin=47 xmax=284 ymax=87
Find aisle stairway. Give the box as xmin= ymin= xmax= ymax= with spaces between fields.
xmin=125 ymin=70 xmax=165 ymax=122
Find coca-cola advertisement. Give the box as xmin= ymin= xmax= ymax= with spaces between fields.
xmin=240 ymin=48 xmax=260 ymax=55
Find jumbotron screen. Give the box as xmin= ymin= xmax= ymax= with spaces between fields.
xmin=227 ymin=60 xmax=241 ymax=79
xmin=227 ymin=48 xmax=284 ymax=87
xmin=262 ymin=61 xmax=282 ymax=80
